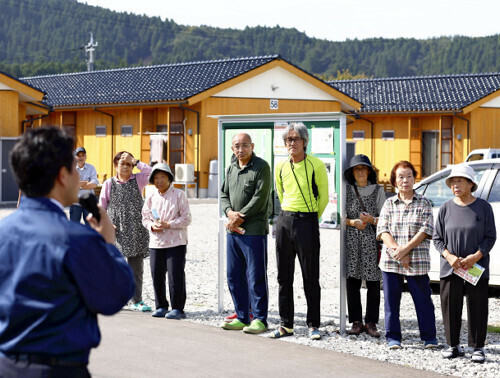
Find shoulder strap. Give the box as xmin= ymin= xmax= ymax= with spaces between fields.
xmin=353 ymin=185 xmax=367 ymax=213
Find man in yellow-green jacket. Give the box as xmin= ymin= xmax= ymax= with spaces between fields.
xmin=270 ymin=122 xmax=328 ymax=341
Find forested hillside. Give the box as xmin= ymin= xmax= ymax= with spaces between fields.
xmin=1 ymin=0 xmax=499 ymax=78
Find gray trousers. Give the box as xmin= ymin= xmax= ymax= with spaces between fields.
xmin=127 ymin=255 xmax=144 ymax=303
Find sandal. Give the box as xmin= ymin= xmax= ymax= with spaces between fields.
xmin=269 ymin=326 xmax=294 ymax=339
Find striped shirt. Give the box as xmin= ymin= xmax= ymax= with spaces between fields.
xmin=376 ymin=192 xmax=434 ymax=276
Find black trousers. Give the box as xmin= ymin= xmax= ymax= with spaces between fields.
xmin=276 ymin=211 xmax=321 ymax=328
xmin=0 ymin=357 xmax=89 ymax=378
xmin=150 ymin=245 xmax=187 ymax=311
xmin=346 ymin=277 xmax=380 ymax=324
xmin=440 ymin=274 xmax=489 ymax=348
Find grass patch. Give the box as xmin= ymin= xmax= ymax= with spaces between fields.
xmin=487 ymin=325 xmax=500 ymax=333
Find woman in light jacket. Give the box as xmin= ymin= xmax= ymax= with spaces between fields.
xmin=142 ymin=163 xmax=192 ymax=320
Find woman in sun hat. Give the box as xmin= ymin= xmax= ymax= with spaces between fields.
xmin=142 ymin=163 xmax=192 ymax=320
xmin=344 ymin=154 xmax=386 ymax=338
xmin=433 ymin=163 xmax=496 ymax=363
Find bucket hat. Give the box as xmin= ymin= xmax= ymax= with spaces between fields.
xmin=344 ymin=154 xmax=377 ymax=185
xmin=148 ymin=163 xmax=174 ymax=184
xmin=445 ymin=164 xmax=478 ymax=192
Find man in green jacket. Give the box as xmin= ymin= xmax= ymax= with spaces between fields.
xmin=220 ymin=133 xmax=272 ymax=334
xmin=271 ymin=122 xmax=328 ymax=341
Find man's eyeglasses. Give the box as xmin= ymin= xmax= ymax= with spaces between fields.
xmin=285 ymin=137 xmax=302 ymax=145
xmin=233 ymin=143 xmax=251 ymax=150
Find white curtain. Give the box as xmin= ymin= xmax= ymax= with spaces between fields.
xmin=150 ymin=134 xmax=168 ymax=164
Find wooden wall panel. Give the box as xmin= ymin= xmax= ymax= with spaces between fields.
xmin=197 ymin=97 xmax=341 ymax=188
xmin=0 ymin=91 xmax=19 ymax=137
xmin=471 ymin=108 xmax=500 ymax=151
xmin=346 ymin=119 xmax=372 ymax=158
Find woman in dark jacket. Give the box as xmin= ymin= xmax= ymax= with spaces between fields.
xmin=433 ymin=164 xmax=496 ymax=363
xmin=344 ymin=155 xmax=385 ymax=337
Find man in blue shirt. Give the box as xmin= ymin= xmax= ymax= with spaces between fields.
xmin=0 ymin=127 xmax=134 ymax=377
xmin=70 ymin=146 xmax=98 ymax=227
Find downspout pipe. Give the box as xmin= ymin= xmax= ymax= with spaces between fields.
xmin=21 ymin=112 xmax=51 ymax=133
xmin=453 ymin=113 xmax=470 ymax=158
xmin=352 ymin=113 xmax=374 ymax=162
xmin=179 ymin=105 xmax=200 ymax=198
xmin=94 ymin=108 xmax=114 ymax=175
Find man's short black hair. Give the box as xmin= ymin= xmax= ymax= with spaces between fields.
xmin=10 ymin=127 xmax=75 ymax=198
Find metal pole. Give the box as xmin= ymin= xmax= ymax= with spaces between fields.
xmin=339 ymin=115 xmax=347 ymax=334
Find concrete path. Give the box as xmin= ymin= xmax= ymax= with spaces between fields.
xmin=89 ymin=311 xmax=443 ymax=378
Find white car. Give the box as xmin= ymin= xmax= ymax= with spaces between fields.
xmin=414 ymin=159 xmax=500 ymax=287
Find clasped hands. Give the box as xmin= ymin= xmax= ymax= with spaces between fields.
xmin=445 ymin=252 xmax=479 ymax=271
xmin=225 ymin=210 xmax=245 ymax=232
xmin=388 ymin=244 xmax=411 ymax=269
xmin=352 ymin=212 xmax=376 ymax=230
xmin=151 ymin=220 xmax=170 ymax=232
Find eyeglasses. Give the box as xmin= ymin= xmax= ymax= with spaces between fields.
xmin=285 ymin=137 xmax=302 ymax=145
xmin=233 ymin=143 xmax=251 ymax=150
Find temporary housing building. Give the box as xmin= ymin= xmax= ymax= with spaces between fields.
xmin=17 ymin=55 xmax=360 ymax=198
xmin=330 ymin=73 xmax=500 ymax=184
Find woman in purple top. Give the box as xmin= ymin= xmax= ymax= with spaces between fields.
xmin=99 ymin=151 xmax=152 ymax=312
xmin=433 ymin=164 xmax=496 ymax=363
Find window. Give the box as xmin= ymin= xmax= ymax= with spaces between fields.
xmin=382 ymin=130 xmax=395 ymax=140
xmin=121 ymin=125 xmax=133 ymax=137
xmin=417 ymin=167 xmax=487 ymax=208
xmin=95 ymin=125 xmax=106 ymax=137
xmin=417 ymin=173 xmax=450 ymax=207
xmin=488 ymin=171 xmax=500 ymax=202
xmin=352 ymin=130 xmax=365 ymax=140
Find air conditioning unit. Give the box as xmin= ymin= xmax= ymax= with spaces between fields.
xmin=175 ymin=164 xmax=195 ymax=182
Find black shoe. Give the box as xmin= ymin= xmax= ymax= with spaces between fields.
xmin=152 ymin=307 xmax=168 ymax=317
xmin=441 ymin=345 xmax=465 ymax=359
xmin=471 ymin=348 xmax=485 ymax=363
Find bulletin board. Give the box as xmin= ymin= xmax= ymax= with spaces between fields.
xmin=219 ymin=118 xmax=342 ymax=226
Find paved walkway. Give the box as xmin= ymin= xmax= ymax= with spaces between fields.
xmin=89 ymin=311 xmax=443 ymax=377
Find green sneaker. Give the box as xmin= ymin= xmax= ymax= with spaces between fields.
xmin=221 ymin=319 xmax=249 ymax=330
xmin=243 ymin=319 xmax=268 ymax=334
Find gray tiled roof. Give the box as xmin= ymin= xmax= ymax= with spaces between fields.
xmin=20 ymin=56 xmax=279 ymax=107
xmin=329 ymin=73 xmax=500 ymax=113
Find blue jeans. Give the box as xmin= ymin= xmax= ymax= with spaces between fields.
xmin=69 ymin=205 xmax=90 ymax=227
xmin=226 ymin=234 xmax=268 ymax=325
xmin=382 ymin=271 xmax=436 ymax=342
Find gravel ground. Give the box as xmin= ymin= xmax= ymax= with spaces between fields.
xmin=1 ymin=201 xmax=499 ymax=376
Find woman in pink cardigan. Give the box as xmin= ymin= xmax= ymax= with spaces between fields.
xmin=142 ymin=163 xmax=192 ymax=320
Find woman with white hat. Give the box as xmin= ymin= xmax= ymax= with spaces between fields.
xmin=142 ymin=163 xmax=192 ymax=320
xmin=433 ymin=164 xmax=496 ymax=363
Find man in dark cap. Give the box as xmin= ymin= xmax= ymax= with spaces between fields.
xmin=70 ymin=146 xmax=98 ymax=227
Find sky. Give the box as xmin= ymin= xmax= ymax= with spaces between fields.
xmin=77 ymin=0 xmax=500 ymax=42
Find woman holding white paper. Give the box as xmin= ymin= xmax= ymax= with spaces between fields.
xmin=433 ymin=164 xmax=496 ymax=363
xmin=142 ymin=163 xmax=192 ymax=320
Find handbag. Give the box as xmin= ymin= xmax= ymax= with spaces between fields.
xmin=353 ymin=185 xmax=382 ymax=263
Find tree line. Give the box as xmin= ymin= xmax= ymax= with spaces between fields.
xmin=1 ymin=0 xmax=499 ymax=79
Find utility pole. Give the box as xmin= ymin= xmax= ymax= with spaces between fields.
xmin=84 ymin=32 xmax=98 ymax=72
